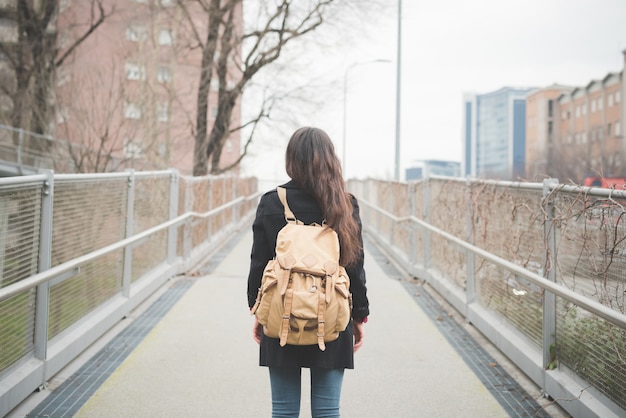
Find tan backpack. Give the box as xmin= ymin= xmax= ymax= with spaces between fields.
xmin=251 ymin=187 xmax=352 ymax=351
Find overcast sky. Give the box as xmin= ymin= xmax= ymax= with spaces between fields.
xmin=242 ymin=0 xmax=626 ymax=185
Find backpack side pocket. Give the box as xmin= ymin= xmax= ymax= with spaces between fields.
xmin=253 ymin=261 xmax=279 ymax=326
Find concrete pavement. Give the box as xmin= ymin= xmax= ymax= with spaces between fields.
xmin=61 ymin=230 xmax=517 ymax=418
xmin=14 ymin=232 xmax=564 ymax=418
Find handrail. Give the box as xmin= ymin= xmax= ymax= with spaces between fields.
xmin=549 ymin=182 xmax=626 ymax=199
xmin=55 ymin=172 xmax=134 ymax=181
xmin=0 ymin=192 xmax=261 ymax=302
xmin=359 ymin=198 xmax=626 ymax=330
xmin=0 ymin=174 xmax=48 ymax=186
xmin=426 ymin=175 xmax=545 ymax=191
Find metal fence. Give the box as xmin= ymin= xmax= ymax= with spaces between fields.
xmin=0 ymin=169 xmax=258 ymax=417
xmin=0 ymin=124 xmax=55 ymax=175
xmin=348 ymin=177 xmax=626 ymax=418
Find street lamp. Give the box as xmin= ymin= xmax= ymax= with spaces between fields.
xmin=342 ymin=59 xmax=391 ymax=178
xmin=394 ymin=0 xmax=402 ymax=181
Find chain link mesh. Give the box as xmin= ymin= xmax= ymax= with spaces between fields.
xmin=52 ymin=178 xmax=128 ymax=266
xmin=0 ymin=183 xmax=42 ymax=288
xmin=0 ymin=183 xmax=41 ymax=373
xmin=347 ymin=177 xmax=626 ymax=411
xmin=131 ymin=174 xmax=171 ymax=282
xmin=0 ymin=171 xmax=257 ymax=377
xmin=48 ymin=177 xmax=128 ymax=338
xmin=0 ymin=290 xmax=36 ymax=373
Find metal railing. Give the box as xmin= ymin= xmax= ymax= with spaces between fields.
xmin=0 ymin=124 xmax=55 ymax=175
xmin=0 ymin=169 xmax=259 ymax=416
xmin=348 ymin=177 xmax=626 ymax=418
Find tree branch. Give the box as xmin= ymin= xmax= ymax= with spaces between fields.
xmin=55 ymin=1 xmax=111 ymax=67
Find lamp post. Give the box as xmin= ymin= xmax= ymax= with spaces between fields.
xmin=394 ymin=0 xmax=402 ymax=181
xmin=342 ymin=59 xmax=391 ymax=178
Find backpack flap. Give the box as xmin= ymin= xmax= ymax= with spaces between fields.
xmin=275 ymin=223 xmax=340 ymax=277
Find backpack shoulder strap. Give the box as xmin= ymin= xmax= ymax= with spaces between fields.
xmin=276 ymin=187 xmax=297 ymax=223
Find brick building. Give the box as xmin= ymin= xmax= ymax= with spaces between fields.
xmin=525 ymin=84 xmax=573 ymax=180
xmin=526 ymin=51 xmax=625 ymax=183
xmin=1 ymin=0 xmax=242 ymax=175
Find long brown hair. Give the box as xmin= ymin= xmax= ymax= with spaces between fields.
xmin=285 ymin=127 xmax=361 ymax=267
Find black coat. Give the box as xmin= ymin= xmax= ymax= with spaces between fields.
xmin=247 ymin=180 xmax=369 ymax=369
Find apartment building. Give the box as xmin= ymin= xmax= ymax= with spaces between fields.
xmin=1 ymin=0 xmax=241 ymax=175
xmin=0 ymin=0 xmax=18 ymax=125
xmin=462 ymin=87 xmax=534 ymax=180
xmin=526 ymin=51 xmax=625 ymax=183
xmin=57 ymin=0 xmax=242 ymax=174
xmin=525 ymin=84 xmax=573 ymax=180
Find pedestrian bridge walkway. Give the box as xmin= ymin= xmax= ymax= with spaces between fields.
xmin=11 ymin=231 xmax=562 ymax=418
xmin=4 ymin=172 xmax=626 ymax=418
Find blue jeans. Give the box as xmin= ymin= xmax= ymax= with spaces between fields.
xmin=269 ymin=367 xmax=344 ymax=418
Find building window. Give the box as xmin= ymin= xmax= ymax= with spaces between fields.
xmin=591 ymin=99 xmax=596 ymax=112
xmin=125 ymin=63 xmax=146 ymax=80
xmin=210 ymin=79 xmax=219 ymax=91
xmin=582 ymin=103 xmax=586 ymax=115
xmin=157 ymin=102 xmax=169 ymax=122
xmin=124 ymin=139 xmax=143 ymax=159
xmin=57 ymin=107 xmax=69 ymax=124
xmin=561 ymin=110 xmax=567 ymax=120
xmin=0 ymin=18 xmax=18 ymax=43
xmin=616 ymin=91 xmax=621 ymax=103
xmin=160 ymin=0 xmax=174 ymax=6
xmin=126 ymin=25 xmax=147 ymax=42
xmin=210 ymin=106 xmax=218 ymax=119
xmin=157 ymin=66 xmax=172 ymax=83
xmin=124 ymin=103 xmax=142 ymax=120
xmin=608 ymin=93 xmax=614 ymax=107
xmin=598 ymin=99 xmax=603 ymax=111
xmin=575 ymin=106 xmax=580 ymax=118
xmin=607 ymin=123 xmax=612 ymax=137
xmin=548 ymin=100 xmax=553 ymax=117
xmin=158 ymin=29 xmax=173 ymax=45
xmin=58 ymin=32 xmax=71 ymax=49
xmin=60 ymin=0 xmax=71 ymax=12
xmin=616 ymin=121 xmax=622 ymax=137
xmin=581 ymin=132 xmax=587 ymax=143
xmin=56 ymin=67 xmax=71 ymax=86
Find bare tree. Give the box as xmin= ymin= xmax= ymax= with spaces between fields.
xmin=172 ymin=0 xmax=378 ymax=176
xmin=0 ymin=0 xmax=111 ymax=148
xmin=549 ymin=137 xmax=624 ymax=184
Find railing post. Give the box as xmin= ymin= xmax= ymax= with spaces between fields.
xmin=408 ymin=182 xmax=417 ymax=266
xmin=542 ymin=178 xmax=559 ymax=379
xmin=207 ymin=177 xmax=214 ymax=241
xmin=389 ymin=182 xmax=395 ymax=247
xmin=17 ymin=128 xmax=24 ymax=168
xmin=363 ymin=180 xmax=371 ymax=227
xmin=465 ymin=178 xmax=476 ymax=306
xmin=183 ymin=178 xmax=193 ymax=262
xmin=423 ymin=178 xmax=431 ymax=270
xmin=34 ymin=170 xmax=54 ymax=366
xmin=167 ymin=170 xmax=179 ymax=264
xmin=232 ymin=176 xmax=238 ymax=226
xmin=122 ymin=170 xmax=135 ymax=300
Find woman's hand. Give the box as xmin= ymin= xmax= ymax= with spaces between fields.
xmin=252 ymin=316 xmax=262 ymax=344
xmin=353 ymin=320 xmax=365 ymax=352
